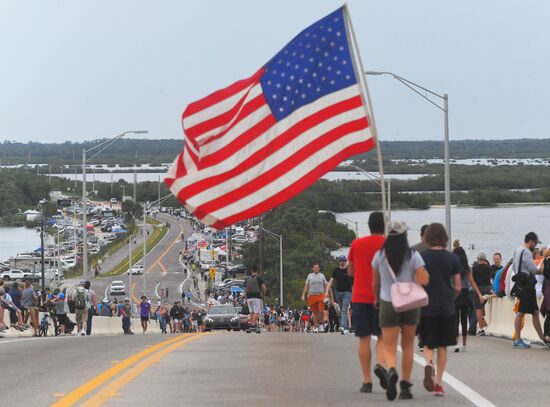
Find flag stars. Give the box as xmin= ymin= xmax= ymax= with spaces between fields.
xmin=336 ymin=31 xmax=341 ymax=37
xmin=301 ymin=93 xmax=306 ymax=99
xmin=330 ymin=80 xmax=335 ymax=85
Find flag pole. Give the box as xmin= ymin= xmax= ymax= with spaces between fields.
xmin=343 ymin=4 xmax=388 ymax=233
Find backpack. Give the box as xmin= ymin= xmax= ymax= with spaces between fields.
xmin=74 ymin=289 xmax=87 ymax=309
xmin=245 ymin=276 xmax=261 ymax=296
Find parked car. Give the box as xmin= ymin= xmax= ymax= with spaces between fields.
xmin=204 ymin=305 xmax=240 ymax=331
xmin=109 ymin=281 xmax=126 ymax=295
xmin=1 ymin=269 xmax=28 ymax=281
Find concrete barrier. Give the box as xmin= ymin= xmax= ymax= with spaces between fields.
xmin=485 ymin=296 xmax=544 ymax=343
xmin=1 ymin=309 xmax=160 ymax=338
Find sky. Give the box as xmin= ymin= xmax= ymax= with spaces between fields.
xmin=1 ymin=0 xmax=549 ymax=143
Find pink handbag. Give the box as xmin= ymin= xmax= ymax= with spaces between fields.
xmin=386 ymin=258 xmax=429 ymax=312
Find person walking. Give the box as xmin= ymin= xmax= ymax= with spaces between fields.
xmin=244 ymin=268 xmax=267 ymax=333
xmin=139 ymin=296 xmax=151 ymax=334
xmin=540 ymin=249 xmax=550 ymax=342
xmin=471 ymin=252 xmax=493 ymax=336
xmin=84 ymin=281 xmax=98 ymax=336
xmin=325 ymin=255 xmax=353 ymax=335
xmin=452 ymin=246 xmax=484 ymax=352
xmin=348 ymin=211 xmax=388 ymax=394
xmin=372 ymin=221 xmax=430 ymax=400
xmin=301 ymin=263 xmax=327 ymax=333
xmin=72 ymin=281 xmax=89 ymax=336
xmin=21 ymin=280 xmax=39 ymax=336
xmin=122 ymin=298 xmax=133 ymax=334
xmin=511 ymin=232 xmax=549 ymax=348
xmin=419 ymin=223 xmax=462 ymax=397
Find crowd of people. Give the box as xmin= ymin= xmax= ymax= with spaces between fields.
xmin=244 ymin=212 xmax=550 ymax=400
xmin=290 ymin=211 xmax=550 ymax=401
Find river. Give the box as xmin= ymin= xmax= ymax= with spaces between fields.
xmin=0 ymin=226 xmax=41 ymax=263
xmin=334 ymin=205 xmax=550 ymax=261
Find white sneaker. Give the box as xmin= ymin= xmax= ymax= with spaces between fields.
xmin=461 ymin=345 xmax=467 ymax=352
xmin=313 ymin=327 xmax=318 ymax=333
xmin=318 ymin=323 xmax=324 ymax=332
xmin=453 ymin=345 xmax=460 ymax=353
xmin=338 ymin=327 xmax=345 ymax=334
xmin=80 ymin=329 xmax=86 ymax=336
xmin=343 ymin=329 xmax=350 ymax=335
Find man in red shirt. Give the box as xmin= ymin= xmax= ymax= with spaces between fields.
xmin=348 ymin=212 xmax=388 ymax=393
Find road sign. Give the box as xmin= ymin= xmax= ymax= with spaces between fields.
xmin=209 ymin=267 xmax=216 ymax=279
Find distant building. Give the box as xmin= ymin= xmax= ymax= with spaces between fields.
xmin=24 ymin=210 xmax=41 ymax=222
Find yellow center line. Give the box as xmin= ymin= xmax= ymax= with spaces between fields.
xmin=50 ymin=334 xmax=197 ymax=407
xmin=130 ymin=282 xmax=140 ymax=304
xmin=81 ymin=333 xmax=208 ymax=407
xmin=159 ymin=261 xmax=167 ymax=274
xmin=147 ymin=221 xmax=184 ymax=274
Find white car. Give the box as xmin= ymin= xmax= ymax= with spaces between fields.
xmin=109 ymin=280 xmax=126 ymax=295
xmin=1 ymin=269 xmax=28 ymax=281
xmin=232 ymin=235 xmax=249 ymax=244
xmin=127 ymin=265 xmax=144 ymax=275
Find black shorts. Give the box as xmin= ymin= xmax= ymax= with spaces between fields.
xmin=419 ymin=315 xmax=457 ymax=349
xmin=352 ymin=303 xmax=381 ymax=338
xmin=473 ymin=286 xmax=492 ymax=310
xmin=518 ymin=289 xmax=539 ymax=314
xmin=141 ymin=316 xmax=149 ymax=322
xmin=56 ymin=314 xmax=68 ymax=325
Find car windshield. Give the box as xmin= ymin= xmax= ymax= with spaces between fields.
xmin=208 ymin=306 xmax=235 ymax=315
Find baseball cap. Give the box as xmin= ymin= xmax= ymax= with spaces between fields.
xmin=338 ymin=255 xmax=347 ymax=262
xmin=477 ymin=252 xmax=487 ymax=261
xmin=525 ymin=232 xmax=541 ymax=244
xmin=79 ymin=281 xmax=85 ymax=286
xmin=388 ymin=220 xmax=409 ymax=236
xmin=58 ymin=293 xmax=65 ymax=299
xmin=124 ymin=298 xmax=130 ymax=302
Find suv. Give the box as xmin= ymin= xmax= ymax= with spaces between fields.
xmin=109 ymin=280 xmax=126 ymax=295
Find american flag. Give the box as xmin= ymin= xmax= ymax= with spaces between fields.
xmin=165 ymin=7 xmax=374 ymax=229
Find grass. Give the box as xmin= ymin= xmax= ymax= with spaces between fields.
xmin=102 ymin=218 xmax=168 ymax=277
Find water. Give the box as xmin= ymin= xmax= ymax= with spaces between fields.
xmin=51 ymin=170 xmax=428 ymax=184
xmin=334 ymin=205 xmax=550 ymax=261
xmin=393 ymin=158 xmax=550 ymax=166
xmin=51 ymin=172 xmax=166 ymax=183
xmin=0 ymin=227 xmax=40 ymax=262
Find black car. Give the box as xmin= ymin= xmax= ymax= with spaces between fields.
xmin=204 ymin=305 xmax=240 ymax=331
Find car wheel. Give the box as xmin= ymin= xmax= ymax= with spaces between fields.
xmin=3 ymin=276 xmax=9 ymax=281
xmin=233 ymin=328 xmax=240 ymax=331
xmin=205 ymin=329 xmax=211 ymax=332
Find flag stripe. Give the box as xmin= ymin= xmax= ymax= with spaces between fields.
xmin=210 ymin=138 xmax=375 ymax=228
xmin=191 ymin=85 xmax=362 ymax=169
xmin=183 ymin=69 xmax=263 ymax=128
xmin=210 ymin=130 xmax=371 ymax=221
xmin=173 ymin=98 xmax=365 ymax=203
xmin=190 ymin=90 xmax=266 ymax=148
xmin=192 ymin=117 xmax=369 ymax=216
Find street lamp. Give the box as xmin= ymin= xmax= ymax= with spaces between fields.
xmin=365 ymin=71 xmax=451 ymax=247
xmin=318 ymin=210 xmax=359 ymax=237
xmin=347 ymin=164 xmax=392 ymax=224
xmin=257 ymin=225 xmax=283 ymax=307
xmin=82 ymin=130 xmax=148 ymax=279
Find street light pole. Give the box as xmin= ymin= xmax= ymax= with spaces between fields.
xmin=258 ymin=226 xmax=283 ymax=307
xmin=82 ymin=130 xmax=148 ymax=279
xmin=365 ymin=71 xmax=451 ymax=247
xmin=82 ymin=148 xmax=88 ymax=279
xmin=443 ymin=94 xmax=451 ymax=248
xmin=347 ymin=165 xmax=392 ymax=224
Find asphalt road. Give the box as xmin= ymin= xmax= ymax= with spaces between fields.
xmin=64 ymin=213 xmax=195 ymax=308
xmin=2 ymin=331 xmax=549 ymax=406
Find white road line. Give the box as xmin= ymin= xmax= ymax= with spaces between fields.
xmin=0 ymin=335 xmax=78 ymax=345
xmin=409 ymin=346 xmax=497 ymax=407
